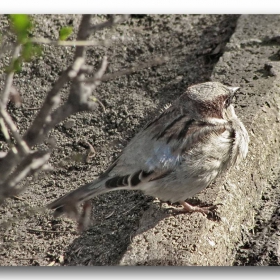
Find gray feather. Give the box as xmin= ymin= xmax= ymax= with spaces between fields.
xmin=47 ymin=82 xmax=249 ymax=219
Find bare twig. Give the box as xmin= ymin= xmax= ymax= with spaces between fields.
xmin=0 ymin=117 xmax=11 ymax=144
xmin=0 ymin=44 xmax=21 ymax=107
xmin=66 ymin=15 xmax=109 ymax=113
xmin=74 ymin=15 xmax=92 ymax=59
xmin=37 ymin=102 xmax=75 ymax=140
xmin=65 ymin=15 xmax=92 ymax=111
xmin=0 ymin=16 xmax=94 ymax=181
xmin=23 ymin=55 xmax=90 ymax=149
xmin=85 ymin=141 xmax=96 ymax=162
xmin=0 ymin=14 xmax=152 ymax=206
xmin=0 ymin=150 xmax=50 ymax=202
xmin=93 ymin=56 xmax=108 ymax=81
xmin=9 ymin=86 xmax=22 ymax=108
xmin=86 ymin=56 xmax=169 ymax=83
xmin=88 ymin=15 xmax=129 ymax=34
xmin=89 ymin=96 xmax=106 ymax=113
xmin=2 ymin=15 xmax=103 ymax=159
xmin=0 ymin=68 xmax=71 ymax=179
xmin=0 ymin=151 xmax=7 ymax=158
xmin=31 ymin=37 xmax=111 ymax=47
xmin=0 ymin=49 xmax=73 ymax=182
xmin=88 ymin=56 xmax=108 ymax=90
xmin=68 ymin=57 xmax=85 ymax=79
xmin=105 ymin=210 xmax=115 ymax=219
xmin=0 ymin=107 xmax=30 ymax=155
xmin=23 ymin=69 xmax=71 ymax=147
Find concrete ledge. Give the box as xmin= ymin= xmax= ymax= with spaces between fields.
xmin=120 ymin=15 xmax=280 ymax=266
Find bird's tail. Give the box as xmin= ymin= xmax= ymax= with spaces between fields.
xmin=47 ymin=177 xmax=109 ymax=219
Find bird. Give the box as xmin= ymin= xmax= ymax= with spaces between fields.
xmin=47 ymin=81 xmax=249 ymax=228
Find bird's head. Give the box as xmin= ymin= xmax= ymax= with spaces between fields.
xmin=178 ymin=81 xmax=240 ymax=120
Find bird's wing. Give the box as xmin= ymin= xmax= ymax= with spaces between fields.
xmin=109 ymin=105 xmax=229 ymax=177
xmin=47 ymin=105 xmax=231 ymax=220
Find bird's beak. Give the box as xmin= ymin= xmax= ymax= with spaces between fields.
xmin=227 ymin=86 xmax=240 ymax=96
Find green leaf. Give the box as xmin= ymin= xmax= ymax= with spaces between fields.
xmin=9 ymin=14 xmax=32 ymax=43
xmin=6 ymin=15 xmax=42 ymax=73
xmin=59 ymin=26 xmax=73 ymax=41
xmin=13 ymin=58 xmax=22 ymax=72
xmin=21 ymin=42 xmax=42 ymax=61
xmin=21 ymin=41 xmax=32 ymax=60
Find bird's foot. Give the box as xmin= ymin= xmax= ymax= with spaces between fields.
xmin=179 ymin=201 xmax=218 ymax=215
xmin=169 ymin=201 xmax=221 ymax=221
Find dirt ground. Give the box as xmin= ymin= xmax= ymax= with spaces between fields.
xmin=0 ymin=14 xmax=277 ymax=266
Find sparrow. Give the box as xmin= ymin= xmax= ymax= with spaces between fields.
xmin=47 ymin=81 xmax=249 ymax=226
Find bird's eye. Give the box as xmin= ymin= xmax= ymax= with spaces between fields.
xmin=224 ymin=97 xmax=231 ymax=107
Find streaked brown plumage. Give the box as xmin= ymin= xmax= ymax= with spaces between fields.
xmin=48 ymin=82 xmax=249 ymax=226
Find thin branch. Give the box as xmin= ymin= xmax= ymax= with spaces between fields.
xmin=0 ymin=107 xmax=30 ymax=155
xmin=93 ymin=56 xmax=108 ymax=81
xmin=89 ymin=56 xmax=108 ymax=89
xmin=0 ymin=117 xmax=11 ymax=144
xmin=0 ymin=150 xmax=50 ymax=202
xmin=68 ymin=57 xmax=85 ymax=79
xmin=30 ymin=37 xmax=111 ymax=47
xmin=66 ymin=15 xmax=99 ymax=112
xmin=37 ymin=102 xmax=75 ymax=140
xmin=88 ymin=15 xmax=129 ymax=34
xmin=23 ymin=74 xmax=103 ymax=143
xmin=0 ymin=14 xmax=127 ymax=201
xmin=84 ymin=141 xmax=96 ymax=163
xmin=86 ymin=56 xmax=169 ymax=83
xmin=74 ymin=15 xmax=92 ymax=60
xmin=0 ymin=17 xmax=92 ymax=178
xmin=0 ymin=45 xmax=21 ymax=107
xmin=0 ymin=72 xmax=68 ymax=179
xmin=22 ymin=68 xmax=71 ymax=147
xmin=89 ymin=96 xmax=106 ymax=113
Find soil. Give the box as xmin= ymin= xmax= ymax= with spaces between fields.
xmin=0 ymin=14 xmax=278 ymax=266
